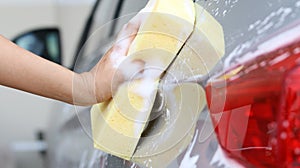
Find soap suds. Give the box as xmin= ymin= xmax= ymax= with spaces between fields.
xmin=116 ymin=56 xmax=145 ymax=81
xmin=210 ymin=146 xmax=243 ymax=168
xmin=242 ymin=23 xmax=300 ymax=62
xmin=79 ymin=150 xmax=88 ymax=168
xmin=130 ymin=163 xmax=137 ymax=168
xmin=110 ymin=52 xmax=126 ymax=68
xmin=226 ymin=6 xmax=296 ymax=67
xmin=225 ymin=40 xmax=253 ymax=67
xmin=134 ymin=81 xmax=156 ymax=112
xmin=179 ymin=130 xmax=199 ymax=168
xmin=132 ymin=64 xmax=163 ymax=112
xmin=226 ymin=22 xmax=300 ymax=67
xmin=248 ymin=7 xmax=292 ymax=34
xmin=296 ymin=1 xmax=300 ymax=7
xmin=204 ymin=0 xmax=239 ymax=17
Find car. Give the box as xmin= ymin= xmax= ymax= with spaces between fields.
xmin=2 ymin=0 xmax=300 ymax=167
xmin=47 ymin=0 xmax=300 ymax=167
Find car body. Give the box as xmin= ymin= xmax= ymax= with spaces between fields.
xmin=1 ymin=0 xmax=300 ymax=167
xmin=47 ymin=0 xmax=300 ymax=167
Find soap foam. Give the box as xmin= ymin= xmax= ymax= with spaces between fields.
xmin=226 ymin=6 xmax=297 ymax=67
xmin=110 ymin=52 xmax=126 ymax=68
xmin=129 ymin=57 xmax=165 ymax=112
xmin=179 ymin=130 xmax=199 ymax=168
xmin=242 ymin=23 xmax=300 ymax=63
xmin=210 ymin=145 xmax=243 ymax=168
xmin=226 ymin=21 xmax=300 ymax=67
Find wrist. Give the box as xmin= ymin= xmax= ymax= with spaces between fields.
xmin=72 ymin=72 xmax=97 ymax=106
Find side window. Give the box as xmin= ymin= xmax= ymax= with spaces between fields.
xmin=13 ymin=28 xmax=62 ymax=64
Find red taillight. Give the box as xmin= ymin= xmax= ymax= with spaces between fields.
xmin=206 ymin=37 xmax=300 ymax=167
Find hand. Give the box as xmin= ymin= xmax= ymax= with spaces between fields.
xmin=73 ymin=12 xmax=146 ymax=106
xmin=0 ymin=2 xmax=154 ymax=106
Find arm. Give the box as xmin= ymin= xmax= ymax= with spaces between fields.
xmin=0 ymin=13 xmax=143 ymax=106
xmin=0 ymin=35 xmax=78 ymax=104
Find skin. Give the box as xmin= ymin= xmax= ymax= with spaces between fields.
xmin=0 ymin=11 xmax=145 ymax=106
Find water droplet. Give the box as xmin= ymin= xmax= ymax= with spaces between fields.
xmin=223 ymin=10 xmax=228 ymax=16
xmin=280 ymin=132 xmax=288 ymax=140
xmin=282 ymin=120 xmax=290 ymax=128
xmin=271 ymin=138 xmax=277 ymax=145
xmin=295 ymin=148 xmax=300 ymax=155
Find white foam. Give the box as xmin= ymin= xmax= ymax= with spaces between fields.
xmin=229 ymin=22 xmax=300 ymax=67
xmin=243 ymin=23 xmax=300 ymax=61
xmin=210 ymin=146 xmax=243 ymax=168
xmin=130 ymin=59 xmax=164 ymax=112
xmin=133 ymin=77 xmax=157 ymax=112
xmin=179 ymin=130 xmax=200 ymax=168
xmin=226 ymin=7 xmax=297 ymax=67
xmin=110 ymin=52 xmax=126 ymax=68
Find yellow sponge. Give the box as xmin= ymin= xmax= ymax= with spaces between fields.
xmin=91 ymin=0 xmax=225 ymax=166
xmin=131 ymin=3 xmax=225 ymax=167
xmin=163 ymin=4 xmax=225 ymax=82
xmin=91 ymin=0 xmax=195 ymax=160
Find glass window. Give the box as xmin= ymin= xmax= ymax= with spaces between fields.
xmin=13 ymin=28 xmax=62 ymax=64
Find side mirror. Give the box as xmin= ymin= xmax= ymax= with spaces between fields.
xmin=13 ymin=28 xmax=62 ymax=65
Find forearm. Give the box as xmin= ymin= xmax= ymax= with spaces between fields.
xmin=0 ymin=10 xmax=143 ymax=106
xmin=0 ymin=35 xmax=76 ymax=104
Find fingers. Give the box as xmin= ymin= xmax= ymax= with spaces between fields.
xmin=96 ymin=16 xmax=144 ymax=101
xmin=113 ymin=12 xmax=144 ymax=56
xmin=109 ymin=10 xmax=147 ymax=71
xmin=111 ymin=0 xmax=156 ymax=56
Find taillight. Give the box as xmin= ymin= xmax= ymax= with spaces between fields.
xmin=206 ymin=31 xmax=300 ymax=167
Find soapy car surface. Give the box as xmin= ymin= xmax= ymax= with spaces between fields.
xmin=90 ymin=0 xmax=225 ymax=166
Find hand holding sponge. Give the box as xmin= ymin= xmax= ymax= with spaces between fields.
xmin=90 ymin=0 xmax=225 ymax=166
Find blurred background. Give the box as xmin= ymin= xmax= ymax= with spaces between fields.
xmin=1 ymin=0 xmax=300 ymax=168
xmin=0 ymin=0 xmax=93 ymax=167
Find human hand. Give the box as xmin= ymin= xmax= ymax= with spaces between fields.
xmin=73 ymin=11 xmax=146 ymax=106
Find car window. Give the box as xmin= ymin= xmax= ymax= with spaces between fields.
xmin=13 ymin=28 xmax=61 ymax=64
xmin=73 ymin=0 xmax=148 ymax=73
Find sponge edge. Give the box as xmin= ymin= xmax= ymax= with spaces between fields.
xmin=131 ymin=83 xmax=206 ymax=167
xmin=163 ymin=3 xmax=225 ymax=82
xmin=91 ymin=50 xmax=172 ymax=160
xmin=128 ymin=0 xmax=195 ymax=55
xmin=131 ymin=4 xmax=225 ymax=167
